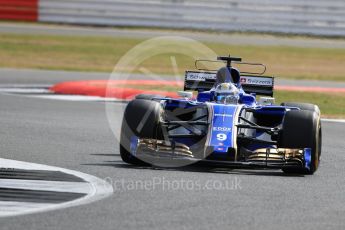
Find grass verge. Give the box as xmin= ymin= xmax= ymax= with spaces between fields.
xmin=274 ymin=91 xmax=345 ymax=118
xmin=0 ymin=33 xmax=345 ymax=81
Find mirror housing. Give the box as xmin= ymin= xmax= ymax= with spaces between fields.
xmin=258 ymin=97 xmax=275 ymax=105
xmin=177 ymin=91 xmax=193 ymax=99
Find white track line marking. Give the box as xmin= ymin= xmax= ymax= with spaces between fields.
xmin=321 ymin=118 xmax=345 ymax=123
xmin=0 ymin=202 xmax=53 ymax=216
xmin=0 ymin=87 xmax=121 ymax=101
xmin=0 ymin=179 xmax=93 ymax=194
xmin=0 ymin=158 xmax=113 ymax=218
xmin=29 ymin=94 xmax=121 ymax=102
xmin=0 ymin=88 xmax=50 ymax=93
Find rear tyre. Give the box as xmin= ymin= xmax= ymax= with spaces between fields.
xmin=278 ymin=110 xmax=322 ymax=174
xmin=281 ymin=102 xmax=320 ymax=116
xmin=120 ymin=99 xmax=163 ymax=165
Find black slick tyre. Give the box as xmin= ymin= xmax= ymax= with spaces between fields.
xmin=120 ymin=99 xmax=163 ymax=165
xmin=278 ymin=110 xmax=322 ymax=174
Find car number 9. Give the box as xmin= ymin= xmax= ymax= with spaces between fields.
xmin=216 ymin=133 xmax=227 ymax=141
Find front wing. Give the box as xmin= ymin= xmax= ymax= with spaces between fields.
xmin=130 ymin=137 xmax=312 ymax=170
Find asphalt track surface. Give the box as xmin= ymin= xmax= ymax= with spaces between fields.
xmin=1 ymin=72 xmax=345 ymax=230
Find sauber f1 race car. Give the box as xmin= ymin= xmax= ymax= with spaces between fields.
xmin=120 ymin=56 xmax=322 ymax=174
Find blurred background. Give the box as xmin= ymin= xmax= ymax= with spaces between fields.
xmin=0 ymin=0 xmax=344 ymax=117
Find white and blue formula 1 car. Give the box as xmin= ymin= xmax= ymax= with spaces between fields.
xmin=120 ymin=56 xmax=322 ymax=174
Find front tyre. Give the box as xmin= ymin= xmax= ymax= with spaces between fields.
xmin=120 ymin=99 xmax=163 ymax=165
xmin=278 ymin=110 xmax=322 ymax=174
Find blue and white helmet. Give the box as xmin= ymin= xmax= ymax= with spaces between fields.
xmin=214 ymin=83 xmax=240 ymax=104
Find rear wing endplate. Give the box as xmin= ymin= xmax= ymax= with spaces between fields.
xmin=184 ymin=71 xmax=274 ymax=96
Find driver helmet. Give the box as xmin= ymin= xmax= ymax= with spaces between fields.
xmin=214 ymin=83 xmax=240 ymax=104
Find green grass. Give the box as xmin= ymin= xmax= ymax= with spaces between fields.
xmin=0 ymin=33 xmax=345 ymax=81
xmin=274 ymin=91 xmax=345 ymax=118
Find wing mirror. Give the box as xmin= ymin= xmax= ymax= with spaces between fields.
xmin=259 ymin=97 xmax=275 ymax=105
xmin=177 ymin=91 xmax=193 ymax=99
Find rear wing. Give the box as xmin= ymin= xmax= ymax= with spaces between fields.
xmin=184 ymin=71 xmax=274 ymax=96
